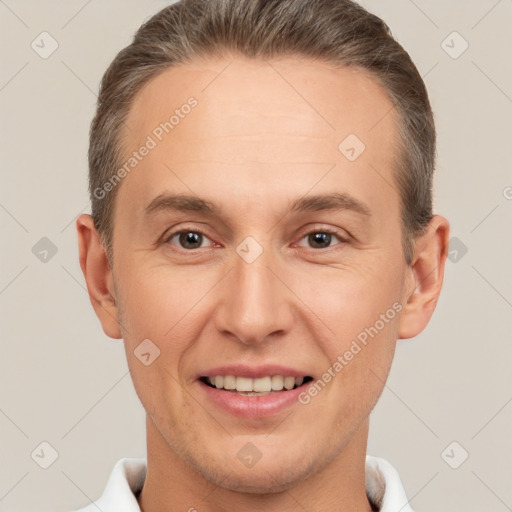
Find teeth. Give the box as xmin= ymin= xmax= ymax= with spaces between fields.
xmin=235 ymin=376 xmax=253 ymax=392
xmin=223 ymin=375 xmax=236 ymax=390
xmin=205 ymin=375 xmax=308 ymax=392
xmin=271 ymin=375 xmax=284 ymax=390
xmin=284 ymin=376 xmax=295 ymax=390
xmin=253 ymin=376 xmax=272 ymax=392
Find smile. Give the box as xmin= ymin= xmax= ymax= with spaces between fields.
xmin=200 ymin=375 xmax=313 ymax=395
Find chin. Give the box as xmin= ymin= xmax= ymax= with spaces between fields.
xmin=199 ymin=460 xmax=314 ymax=494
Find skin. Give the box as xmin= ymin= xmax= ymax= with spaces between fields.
xmin=77 ymin=55 xmax=449 ymax=512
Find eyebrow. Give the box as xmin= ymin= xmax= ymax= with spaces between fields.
xmin=143 ymin=192 xmax=372 ymax=219
xmin=289 ymin=192 xmax=372 ymax=217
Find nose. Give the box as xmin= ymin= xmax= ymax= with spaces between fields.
xmin=213 ymin=246 xmax=295 ymax=346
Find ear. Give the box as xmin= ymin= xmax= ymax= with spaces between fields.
xmin=398 ymin=215 xmax=450 ymax=339
xmin=76 ymin=214 xmax=122 ymax=339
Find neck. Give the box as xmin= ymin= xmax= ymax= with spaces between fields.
xmin=138 ymin=416 xmax=374 ymax=512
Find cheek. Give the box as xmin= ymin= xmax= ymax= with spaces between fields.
xmin=291 ymin=260 xmax=402 ymax=406
xmin=114 ymin=264 xmax=210 ymax=405
xmin=116 ymin=261 xmax=214 ymax=340
xmin=291 ymin=259 xmax=404 ymax=339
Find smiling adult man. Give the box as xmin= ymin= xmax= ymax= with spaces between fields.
xmin=74 ymin=0 xmax=449 ymax=510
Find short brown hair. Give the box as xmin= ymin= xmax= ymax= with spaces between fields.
xmin=89 ymin=0 xmax=435 ymax=265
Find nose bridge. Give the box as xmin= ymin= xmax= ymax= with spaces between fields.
xmin=215 ymin=242 xmax=293 ymax=344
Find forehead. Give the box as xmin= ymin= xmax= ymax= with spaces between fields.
xmin=125 ymin=56 xmax=397 ymax=147
xmin=119 ymin=56 xmax=400 ymax=218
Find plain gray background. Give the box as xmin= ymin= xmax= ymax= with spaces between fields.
xmin=1 ymin=0 xmax=511 ymax=510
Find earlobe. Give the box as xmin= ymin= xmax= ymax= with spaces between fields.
xmin=76 ymin=214 xmax=122 ymax=339
xmin=397 ymin=215 xmax=450 ymax=340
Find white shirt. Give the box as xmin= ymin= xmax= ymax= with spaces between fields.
xmin=72 ymin=455 xmax=414 ymax=512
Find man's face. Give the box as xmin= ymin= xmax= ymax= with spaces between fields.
xmin=110 ymin=56 xmax=410 ymax=491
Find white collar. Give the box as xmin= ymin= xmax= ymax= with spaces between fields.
xmin=73 ymin=455 xmax=414 ymax=512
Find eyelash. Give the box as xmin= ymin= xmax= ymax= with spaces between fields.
xmin=162 ymin=226 xmax=348 ymax=252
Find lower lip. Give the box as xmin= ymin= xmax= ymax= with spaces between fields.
xmin=198 ymin=380 xmax=307 ymax=418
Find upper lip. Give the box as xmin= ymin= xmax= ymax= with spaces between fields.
xmin=197 ymin=364 xmax=312 ymax=379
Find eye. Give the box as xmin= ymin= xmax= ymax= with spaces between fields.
xmin=166 ymin=230 xmax=214 ymax=250
xmin=163 ymin=227 xmax=346 ymax=251
xmin=296 ymin=230 xmax=346 ymax=249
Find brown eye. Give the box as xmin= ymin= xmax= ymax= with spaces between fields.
xmin=308 ymin=232 xmax=333 ymax=249
xmin=168 ymin=231 xmax=210 ymax=249
xmin=296 ymin=230 xmax=345 ymax=249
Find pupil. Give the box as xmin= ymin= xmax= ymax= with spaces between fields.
xmin=310 ymin=232 xmax=331 ymax=248
xmin=180 ymin=232 xmax=202 ymax=249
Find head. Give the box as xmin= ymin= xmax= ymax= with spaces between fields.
xmin=89 ymin=0 xmax=436 ymax=266
xmin=78 ymin=0 xmax=449 ymax=495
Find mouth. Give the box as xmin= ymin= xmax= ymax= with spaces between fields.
xmin=199 ymin=375 xmax=314 ymax=396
